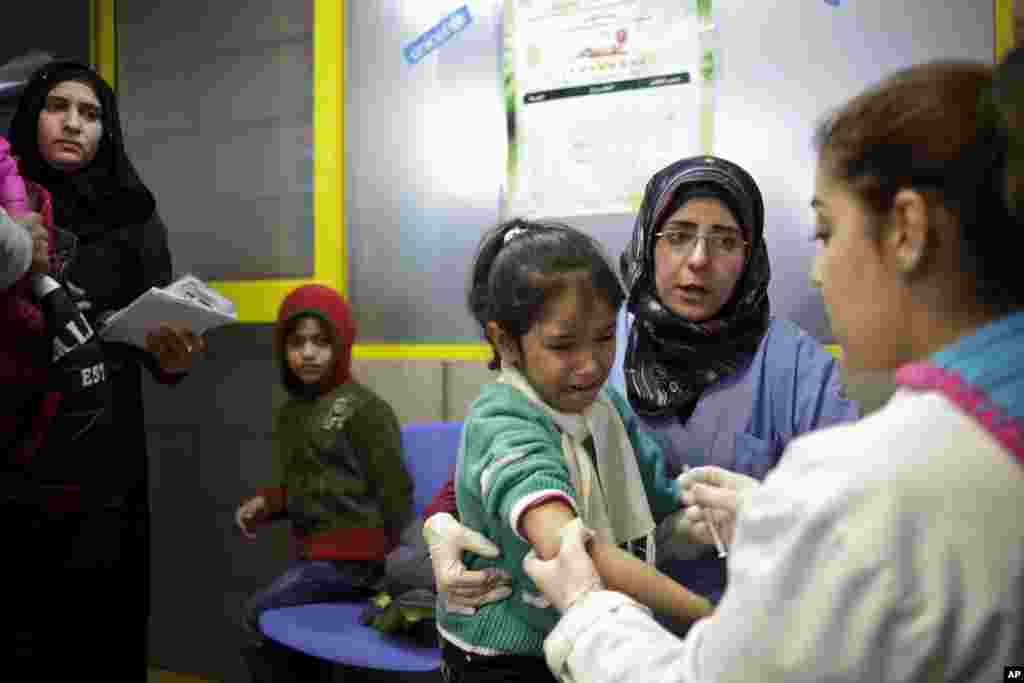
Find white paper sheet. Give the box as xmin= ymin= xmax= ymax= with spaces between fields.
xmin=100 ymin=274 xmax=237 ymax=348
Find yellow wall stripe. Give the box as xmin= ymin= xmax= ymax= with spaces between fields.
xmin=354 ymin=343 xmax=492 ymax=361
xmin=91 ymin=0 xmax=117 ymax=89
xmin=313 ymin=0 xmax=346 ymax=297
xmin=996 ymin=0 xmax=1015 ymax=63
xmin=355 ymin=343 xmax=837 ymax=363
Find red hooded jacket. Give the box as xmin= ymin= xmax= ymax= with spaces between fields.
xmin=251 ymin=284 xmax=413 ymax=561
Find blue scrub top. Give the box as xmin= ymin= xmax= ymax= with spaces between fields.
xmin=608 ymin=311 xmax=859 ymax=604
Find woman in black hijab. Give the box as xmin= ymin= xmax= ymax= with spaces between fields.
xmin=614 ymin=155 xmax=858 ymax=617
xmin=6 ymin=60 xmax=204 ymax=676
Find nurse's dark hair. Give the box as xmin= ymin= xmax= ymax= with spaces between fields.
xmin=468 ymin=218 xmax=624 ymax=370
xmin=813 ymin=57 xmax=1024 ymax=309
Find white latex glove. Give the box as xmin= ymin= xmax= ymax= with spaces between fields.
xmin=522 ymin=518 xmax=603 ymax=614
xmin=656 ymin=467 xmax=728 ymax=560
xmin=423 ymin=512 xmax=513 ymax=615
xmin=679 ymin=465 xmax=761 ymax=548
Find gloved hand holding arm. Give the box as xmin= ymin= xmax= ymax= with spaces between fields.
xmin=522 ymin=518 xmax=604 ymax=613
xmin=423 ymin=512 xmax=513 ymax=615
xmin=522 ymin=501 xmax=712 ymax=623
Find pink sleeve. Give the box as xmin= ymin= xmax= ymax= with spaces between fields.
xmin=0 ymin=137 xmax=30 ymax=217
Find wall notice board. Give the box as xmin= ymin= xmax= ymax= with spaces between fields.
xmin=345 ymin=0 xmax=995 ymax=348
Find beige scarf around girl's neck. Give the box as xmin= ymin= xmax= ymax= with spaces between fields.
xmin=498 ymin=364 xmax=656 ymax=564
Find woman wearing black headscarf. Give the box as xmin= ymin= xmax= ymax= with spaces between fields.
xmin=4 ymin=60 xmax=204 ymax=676
xmin=614 ymin=155 xmax=858 ymax=615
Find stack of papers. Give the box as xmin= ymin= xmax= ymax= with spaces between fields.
xmin=100 ymin=274 xmax=238 ymax=348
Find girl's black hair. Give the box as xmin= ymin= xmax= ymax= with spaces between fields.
xmin=468 ymin=217 xmax=624 ymax=370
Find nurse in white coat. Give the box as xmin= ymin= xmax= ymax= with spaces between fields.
xmin=523 ymin=54 xmax=1024 ymax=683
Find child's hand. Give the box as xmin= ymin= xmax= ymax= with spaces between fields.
xmin=236 ymin=496 xmax=267 ymax=539
xmin=18 ymin=212 xmax=49 ymax=274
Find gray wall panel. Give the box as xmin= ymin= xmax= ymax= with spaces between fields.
xmin=118 ymin=0 xmax=314 ymax=281
xmin=711 ymin=0 xmax=993 ymax=341
xmin=0 ymin=2 xmax=91 ymax=133
xmin=346 ymin=1 xmax=507 ymax=342
xmin=0 ymin=3 xmax=90 ymax=67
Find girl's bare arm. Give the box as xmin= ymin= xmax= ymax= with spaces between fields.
xmin=522 ymin=500 xmax=713 ymax=623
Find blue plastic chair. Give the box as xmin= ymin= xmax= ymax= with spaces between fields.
xmin=259 ymin=420 xmax=462 ymax=673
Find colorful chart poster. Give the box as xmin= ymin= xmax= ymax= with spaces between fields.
xmin=505 ymin=1 xmax=705 ymax=217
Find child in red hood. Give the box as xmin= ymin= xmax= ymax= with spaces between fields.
xmin=236 ymin=284 xmax=413 ymax=680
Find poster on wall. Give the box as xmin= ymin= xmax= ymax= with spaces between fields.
xmin=504 ymin=0 xmax=707 ymax=218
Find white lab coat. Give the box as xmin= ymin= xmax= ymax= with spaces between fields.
xmin=544 ymin=387 xmax=1024 ymax=682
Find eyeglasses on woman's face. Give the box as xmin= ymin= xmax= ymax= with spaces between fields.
xmin=654 ymin=226 xmax=747 ymax=259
